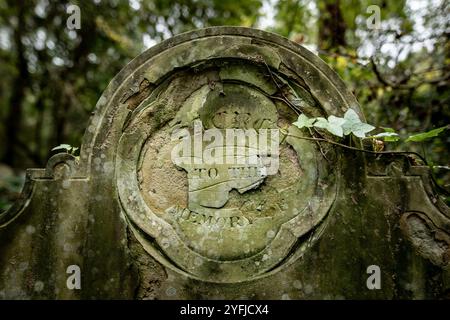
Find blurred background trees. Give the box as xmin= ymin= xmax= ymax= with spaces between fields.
xmin=0 ymin=0 xmax=448 ymax=210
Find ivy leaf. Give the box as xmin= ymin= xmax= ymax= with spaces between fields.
xmin=342 ymin=109 xmax=375 ymax=138
xmin=370 ymin=132 xmax=400 ymax=142
xmin=313 ymin=117 xmax=329 ymax=129
xmin=379 ymin=127 xmax=400 ymax=142
xmin=326 ymin=115 xmax=346 ymax=137
xmin=51 ymin=144 xmax=79 ymax=155
xmin=313 ymin=116 xmax=346 ymax=137
xmin=381 ymin=127 xmax=396 ymax=133
xmin=406 ymin=125 xmax=449 ymax=142
xmin=293 ymin=114 xmax=315 ymax=129
xmin=51 ymin=144 xmax=73 ymax=152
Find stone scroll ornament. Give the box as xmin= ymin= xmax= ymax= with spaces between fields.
xmin=0 ymin=27 xmax=448 ymax=299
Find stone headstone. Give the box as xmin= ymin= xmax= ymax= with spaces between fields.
xmin=0 ymin=27 xmax=449 ymax=299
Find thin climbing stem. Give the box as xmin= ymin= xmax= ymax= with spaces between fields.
xmin=307 ymin=127 xmax=330 ymax=162
xmin=283 ymin=130 xmax=429 ymax=164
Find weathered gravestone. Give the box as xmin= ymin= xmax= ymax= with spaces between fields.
xmin=0 ymin=27 xmax=449 ymax=299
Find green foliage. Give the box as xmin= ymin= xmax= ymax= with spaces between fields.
xmin=314 ymin=116 xmax=346 ymax=137
xmin=293 ymin=109 xmax=375 ymax=139
xmin=341 ymin=109 xmax=375 ymax=138
xmin=293 ymin=111 xmax=448 ymax=146
xmin=369 ymin=132 xmax=400 ymax=142
xmin=292 ymin=114 xmax=315 ymax=128
xmin=376 ymin=128 xmax=400 ymax=142
xmin=51 ymin=144 xmax=79 ymax=155
xmin=406 ymin=126 xmax=449 ymax=142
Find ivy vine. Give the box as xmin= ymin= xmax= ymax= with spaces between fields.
xmin=291 ymin=108 xmax=449 ymax=153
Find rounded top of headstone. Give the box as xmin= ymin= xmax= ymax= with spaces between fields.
xmin=81 ymin=27 xmax=362 ymax=163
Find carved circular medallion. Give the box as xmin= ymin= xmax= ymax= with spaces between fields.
xmin=115 ymin=28 xmax=353 ymax=283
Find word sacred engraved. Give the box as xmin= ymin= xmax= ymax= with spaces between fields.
xmin=171 ymin=120 xmax=280 ymax=174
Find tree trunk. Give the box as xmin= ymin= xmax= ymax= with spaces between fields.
xmin=4 ymin=0 xmax=28 ymax=168
xmin=318 ymin=0 xmax=347 ymax=51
